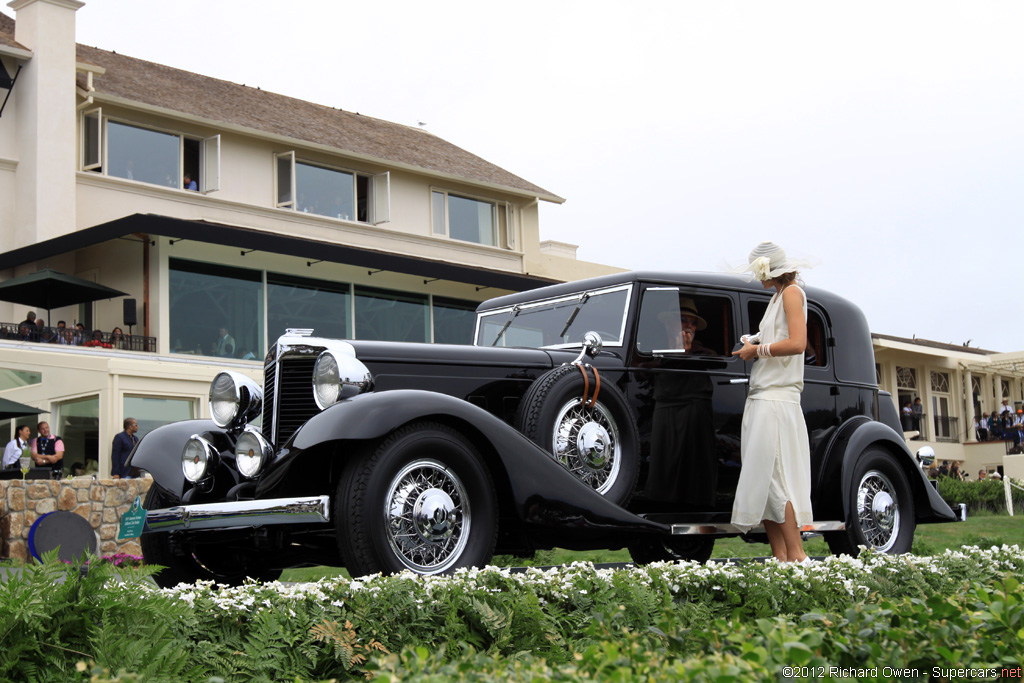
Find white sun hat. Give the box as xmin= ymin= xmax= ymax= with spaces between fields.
xmin=738 ymin=241 xmax=815 ymax=282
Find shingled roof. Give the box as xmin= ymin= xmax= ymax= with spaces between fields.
xmin=0 ymin=12 xmax=26 ymax=51
xmin=72 ymin=43 xmax=561 ymax=202
xmin=872 ymin=333 xmax=994 ymax=356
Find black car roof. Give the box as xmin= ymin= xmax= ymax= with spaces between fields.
xmin=477 ymin=270 xmax=876 ymax=387
xmin=477 ymin=271 xmax=845 ymax=312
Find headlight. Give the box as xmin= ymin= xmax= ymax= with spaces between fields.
xmin=182 ymin=435 xmax=218 ymax=482
xmin=235 ymin=426 xmax=273 ymax=478
xmin=209 ymin=371 xmax=263 ymax=429
xmin=313 ymin=351 xmax=372 ymax=410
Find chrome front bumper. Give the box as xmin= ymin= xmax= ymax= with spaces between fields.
xmin=145 ymin=495 xmax=331 ymax=532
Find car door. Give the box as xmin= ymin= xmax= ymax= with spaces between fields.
xmin=627 ymin=284 xmax=747 ymax=514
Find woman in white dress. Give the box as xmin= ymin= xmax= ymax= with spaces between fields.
xmin=730 ymin=242 xmax=813 ymax=563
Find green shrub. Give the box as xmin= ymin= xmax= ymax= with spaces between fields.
xmin=936 ymin=477 xmax=1024 ymax=514
xmin=3 ymin=546 xmax=1024 ymax=682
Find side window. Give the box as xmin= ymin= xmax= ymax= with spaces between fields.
xmin=637 ymin=288 xmax=734 ymax=356
xmin=746 ymin=299 xmax=829 ymax=367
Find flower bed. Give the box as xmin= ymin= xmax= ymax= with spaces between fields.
xmin=1 ymin=546 xmax=1023 ymax=681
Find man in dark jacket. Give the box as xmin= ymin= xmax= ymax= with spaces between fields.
xmin=111 ymin=417 xmax=139 ymax=479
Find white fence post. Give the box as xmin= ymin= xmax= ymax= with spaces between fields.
xmin=1007 ymin=478 xmax=1014 ymax=517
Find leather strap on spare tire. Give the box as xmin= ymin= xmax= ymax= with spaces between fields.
xmin=514 ymin=364 xmax=639 ymax=506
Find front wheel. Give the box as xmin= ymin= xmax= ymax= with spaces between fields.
xmin=627 ymin=537 xmax=715 ymax=565
xmin=336 ymin=421 xmax=498 ymax=577
xmin=825 ymin=447 xmax=916 ymax=557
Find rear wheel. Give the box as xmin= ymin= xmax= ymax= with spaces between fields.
xmin=825 ymin=448 xmax=916 ymax=557
xmin=627 ymin=537 xmax=715 ymax=565
xmin=336 ymin=421 xmax=498 ymax=577
xmin=140 ymin=486 xmax=282 ymax=588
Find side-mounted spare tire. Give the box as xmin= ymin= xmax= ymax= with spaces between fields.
xmin=825 ymin=446 xmax=916 ymax=557
xmin=515 ymin=364 xmax=640 ymax=506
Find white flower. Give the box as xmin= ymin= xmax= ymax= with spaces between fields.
xmin=751 ymin=256 xmax=771 ymax=281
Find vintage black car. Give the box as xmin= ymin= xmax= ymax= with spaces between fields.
xmin=132 ymin=271 xmax=955 ymax=585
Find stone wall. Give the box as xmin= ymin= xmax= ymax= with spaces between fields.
xmin=0 ymin=478 xmax=153 ymax=561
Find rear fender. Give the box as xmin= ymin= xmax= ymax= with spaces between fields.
xmin=270 ymin=389 xmax=668 ymax=536
xmin=817 ymin=418 xmax=955 ymax=523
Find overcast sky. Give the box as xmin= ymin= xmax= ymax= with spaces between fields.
xmin=7 ymin=1 xmax=1021 ymax=350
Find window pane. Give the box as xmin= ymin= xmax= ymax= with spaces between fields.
xmin=356 ymin=174 xmax=369 ymax=222
xmin=84 ymin=110 xmax=101 ymax=169
xmin=0 ymin=368 xmax=42 ymax=390
xmin=637 ymin=291 xmax=732 ymax=356
xmin=355 ymin=286 xmax=428 ymax=342
xmin=432 ymin=191 xmax=446 ymax=234
xmin=276 ymin=153 xmax=293 ymax=205
xmin=107 ymin=121 xmax=179 ymax=187
xmin=433 ymin=297 xmax=477 ymax=345
xmin=169 ymin=259 xmax=263 ymax=359
xmin=448 ymin=194 xmax=495 ymax=245
xmin=124 ymin=396 xmax=194 ymax=439
xmin=477 ymin=286 xmax=629 ymax=348
xmin=296 ymin=162 xmax=354 ymax=220
xmin=268 ymin=273 xmax=350 ymax=341
xmin=56 ymin=395 xmax=99 ymax=475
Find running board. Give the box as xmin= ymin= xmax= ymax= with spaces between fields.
xmin=671 ymin=520 xmax=845 ymax=536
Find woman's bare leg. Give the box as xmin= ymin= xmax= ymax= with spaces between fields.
xmin=780 ymin=502 xmax=807 ymax=562
xmin=763 ymin=520 xmax=789 ymax=561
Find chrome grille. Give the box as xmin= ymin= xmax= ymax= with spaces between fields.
xmin=261 ymin=359 xmax=277 ymax=444
xmin=275 ymin=356 xmax=319 ymax=446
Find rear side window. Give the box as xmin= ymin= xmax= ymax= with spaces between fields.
xmin=747 ymin=299 xmax=829 ymax=367
xmin=636 ymin=288 xmax=734 ymax=356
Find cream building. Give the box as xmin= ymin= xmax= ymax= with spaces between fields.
xmin=0 ymin=0 xmax=621 ymax=476
xmin=873 ymin=334 xmax=1024 ymax=479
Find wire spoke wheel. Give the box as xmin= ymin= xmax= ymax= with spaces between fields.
xmin=552 ymin=399 xmax=622 ymax=494
xmin=384 ymin=459 xmax=471 ymax=573
xmin=855 ymin=469 xmax=900 ymax=551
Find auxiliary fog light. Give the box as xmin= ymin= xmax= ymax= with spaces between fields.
xmin=235 ymin=427 xmax=273 ymax=478
xmin=182 ymin=435 xmax=218 ymax=483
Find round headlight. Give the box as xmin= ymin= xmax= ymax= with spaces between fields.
xmin=235 ymin=427 xmax=273 ymax=478
xmin=313 ymin=351 xmax=372 ymax=410
xmin=182 ymin=435 xmax=217 ymax=482
xmin=209 ymin=371 xmax=263 ymax=429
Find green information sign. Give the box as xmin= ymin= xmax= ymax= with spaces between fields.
xmin=118 ymin=496 xmax=148 ymax=540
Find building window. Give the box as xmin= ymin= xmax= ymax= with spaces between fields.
xmin=432 ymin=297 xmax=478 ymax=345
xmin=267 ymin=273 xmax=350 ymax=341
xmin=354 ymin=286 xmax=428 ymax=342
xmin=896 ymin=367 xmax=917 ymax=390
xmin=931 ymin=371 xmax=949 ymax=393
xmin=275 ymin=153 xmax=389 ymax=224
xmin=1002 ymin=379 xmax=1011 ymax=400
xmin=56 ymin=395 xmax=99 ymax=476
xmin=972 ymin=375 xmax=981 ymax=396
xmin=81 ymin=112 xmax=219 ymax=192
xmin=124 ymin=396 xmax=196 ymax=439
xmin=0 ymin=368 xmax=42 ymax=391
xmin=169 ymin=259 xmax=264 ymax=359
xmin=431 ymin=190 xmax=508 ymax=247
xmin=875 ymin=364 xmax=882 ymax=385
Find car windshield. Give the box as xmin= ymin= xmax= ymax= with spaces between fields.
xmin=474 ymin=285 xmax=632 ymax=348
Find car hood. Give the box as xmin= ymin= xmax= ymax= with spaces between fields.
xmin=347 ymin=340 xmax=575 ymax=369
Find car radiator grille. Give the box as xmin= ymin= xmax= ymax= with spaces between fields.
xmin=263 ymin=356 xmax=319 ymax=446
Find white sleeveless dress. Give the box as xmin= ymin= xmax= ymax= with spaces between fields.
xmin=730 ymin=285 xmax=813 ymax=532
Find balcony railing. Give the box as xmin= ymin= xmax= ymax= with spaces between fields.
xmin=1 ymin=322 xmax=156 ymax=353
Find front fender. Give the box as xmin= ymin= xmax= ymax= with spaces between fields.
xmin=271 ymin=389 xmax=669 ymax=536
xmin=127 ymin=419 xmax=222 ymax=501
xmin=819 ymin=418 xmax=955 ymax=523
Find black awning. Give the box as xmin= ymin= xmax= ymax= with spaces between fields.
xmin=0 ymin=214 xmax=556 ymax=292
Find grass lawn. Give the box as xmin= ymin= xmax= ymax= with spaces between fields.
xmin=279 ymin=513 xmax=1024 ymax=582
